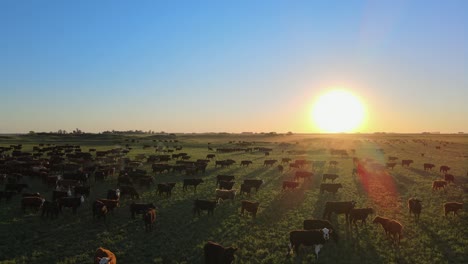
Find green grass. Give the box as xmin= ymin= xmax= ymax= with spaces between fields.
xmin=0 ymin=133 xmax=467 ymax=263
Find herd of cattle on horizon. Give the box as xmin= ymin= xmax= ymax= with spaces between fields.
xmin=0 ymin=136 xmax=465 ymax=263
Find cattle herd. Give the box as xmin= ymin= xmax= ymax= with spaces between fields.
xmin=0 ymin=135 xmax=466 ymax=263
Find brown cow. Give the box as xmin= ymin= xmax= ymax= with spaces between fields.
xmin=97 ymin=199 xmax=120 ymax=212
xmin=93 ymin=200 xmax=108 ymax=219
xmin=215 ymin=189 xmax=236 ymax=201
xmin=349 ymin=208 xmax=374 ymax=226
xmin=373 ymin=216 xmax=403 ymax=244
xmin=295 ymin=171 xmax=313 ymax=181
xmin=243 ymin=179 xmax=263 ymax=192
xmin=143 ymin=208 xmax=156 ymax=232
xmin=444 ymin=174 xmax=455 ymax=184
xmin=240 ymin=160 xmax=252 ymax=167
xmin=21 ymin=196 xmax=45 ymax=212
xmin=401 ymin=160 xmax=413 ymax=167
xmin=439 ymin=165 xmax=450 ymax=173
xmin=424 ymin=163 xmax=435 ymax=171
xmin=444 ymin=202 xmax=463 ymax=216
xmin=94 ymin=247 xmax=116 ymax=264
xmin=204 ymin=241 xmax=237 ymax=264
xmin=386 ymin=163 xmax=397 ymax=170
xmin=240 ymin=200 xmax=259 ymax=218
xmin=193 ymin=199 xmax=217 ymax=217
xmin=432 ymin=180 xmax=447 ymax=191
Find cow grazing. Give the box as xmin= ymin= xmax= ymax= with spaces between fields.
xmin=21 ymin=196 xmax=45 ymax=212
xmin=119 ymin=185 xmax=140 ymax=199
xmin=130 ymin=202 xmax=156 ymax=219
xmin=157 ymin=182 xmax=176 ymax=197
xmin=440 ymin=165 xmax=450 ymax=173
xmin=372 ymin=216 xmax=403 ymax=244
xmin=444 ymin=174 xmax=455 ymax=184
xmin=281 ymin=158 xmax=292 ymax=164
xmin=323 ymin=201 xmax=356 ymax=223
xmin=215 ymin=189 xmax=236 ymax=201
xmin=408 ymin=198 xmax=422 ymax=221
xmin=282 ymin=181 xmax=299 ymax=190
xmin=193 ymin=199 xmax=217 ymax=217
xmin=183 ymin=178 xmax=204 ymax=193
xmin=42 ymin=200 xmax=60 ymax=218
xmin=216 ymin=175 xmax=235 ymax=184
xmin=295 ymin=171 xmax=313 ymax=181
xmin=143 ymin=208 xmax=156 ymax=232
xmin=303 ymin=219 xmax=338 ymax=242
xmin=444 ymin=202 xmax=463 ymax=216
xmin=401 ymin=160 xmax=413 ymax=167
xmin=240 ymin=200 xmax=259 ymax=218
xmin=94 ymin=247 xmax=116 ymax=264
xmin=206 ymin=154 xmax=216 ymax=159
xmin=58 ymin=196 xmax=84 ymax=213
xmin=204 ymin=241 xmax=237 ymax=264
xmin=432 ymin=180 xmax=447 ymax=191
xmin=263 ymin=159 xmax=277 ymax=166
xmin=322 ymin=174 xmax=339 ymax=182
xmin=288 ymin=228 xmax=331 ymax=259
xmin=97 ymin=199 xmax=120 ymax=212
xmin=386 ymin=163 xmax=397 ymax=170
xmin=243 ymin=179 xmax=263 ymax=192
xmin=424 ymin=163 xmax=435 ymax=171
xmin=240 ymin=160 xmax=252 ymax=167
xmin=349 ymin=208 xmax=374 ymax=226
xmin=219 ymin=180 xmax=235 ymax=190
xmin=320 ymin=183 xmax=343 ymax=195
xmin=93 ymin=200 xmax=108 ymax=219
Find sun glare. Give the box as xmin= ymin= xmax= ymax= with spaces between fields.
xmin=311 ymin=90 xmax=366 ymax=133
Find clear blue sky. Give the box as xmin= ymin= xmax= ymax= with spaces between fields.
xmin=1 ymin=0 xmax=467 ymax=133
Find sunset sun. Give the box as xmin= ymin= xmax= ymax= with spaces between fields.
xmin=312 ymin=90 xmax=366 ymax=133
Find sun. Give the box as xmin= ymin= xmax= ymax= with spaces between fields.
xmin=311 ymin=90 xmax=366 ymax=133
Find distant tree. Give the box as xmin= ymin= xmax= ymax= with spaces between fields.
xmin=28 ymin=131 xmax=35 ymax=135
xmin=287 ymin=131 xmax=293 ymax=135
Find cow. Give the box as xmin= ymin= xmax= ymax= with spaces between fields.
xmin=320 ymin=183 xmax=343 ymax=195
xmin=444 ymin=174 xmax=455 ymax=184
xmin=21 ymin=196 xmax=45 ymax=212
xmin=408 ymin=198 xmax=422 ymax=221
xmin=130 ymin=202 xmax=156 ymax=219
xmin=216 ymin=175 xmax=234 ymax=184
xmin=424 ymin=163 xmax=435 ymax=171
xmin=243 ymin=179 xmax=263 ymax=192
xmin=74 ymin=186 xmax=90 ymax=197
xmin=295 ymin=171 xmax=313 ymax=181
xmin=157 ymin=182 xmax=176 ymax=197
xmin=204 ymin=241 xmax=237 ymax=264
xmin=240 ymin=200 xmax=260 ymax=218
xmin=440 ymin=166 xmax=450 ymax=173
xmin=303 ymin=219 xmax=338 ymax=242
xmin=183 ymin=178 xmax=204 ymax=193
xmin=281 ymin=158 xmax=292 ymax=164
xmin=349 ymin=208 xmax=374 ymax=226
xmin=58 ymin=196 xmax=84 ymax=213
xmin=143 ymin=208 xmax=156 ymax=232
xmin=42 ymin=200 xmax=60 ymax=218
xmin=107 ymin=189 xmax=121 ymax=200
xmin=5 ymin=183 xmax=28 ymax=193
xmin=193 ymin=199 xmax=217 ymax=217
xmin=206 ymin=154 xmax=216 ymax=159
xmin=93 ymin=200 xmax=108 ymax=219
xmin=401 ymin=160 xmax=413 ymax=167
xmin=277 ymin=165 xmax=284 ymax=173
xmin=119 ymin=185 xmax=140 ymax=199
xmin=323 ymin=201 xmax=356 ymax=223
xmin=432 ymin=180 xmax=447 ymax=191
xmin=444 ymin=202 xmax=463 ymax=217
xmin=215 ymin=189 xmax=236 ymax=201
xmin=218 ymin=180 xmax=235 ymax=190
xmin=322 ymin=174 xmax=339 ymax=182
xmin=386 ymin=163 xmax=397 ymax=170
xmin=372 ymin=216 xmax=403 ymax=244
xmin=282 ymin=181 xmax=299 ymax=190
xmin=288 ymin=228 xmax=331 ymax=259
xmin=94 ymin=247 xmax=116 ymax=264
xmin=97 ymin=199 xmax=120 ymax=212
xmin=240 ymin=184 xmax=252 ymax=196
xmin=240 ymin=160 xmax=252 ymax=167
xmin=139 ymin=176 xmax=154 ymax=187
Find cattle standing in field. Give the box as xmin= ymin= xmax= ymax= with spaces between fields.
xmin=183 ymin=178 xmax=204 ymax=193
xmin=118 ymin=185 xmax=140 ymax=199
xmin=94 ymin=247 xmax=116 ymax=264
xmin=206 ymin=154 xmax=216 ymax=159
xmin=372 ymin=216 xmax=403 ymax=244
xmin=444 ymin=174 xmax=455 ymax=184
xmin=424 ymin=163 xmax=435 ymax=171
xmin=323 ymin=201 xmax=356 ymax=223
xmin=320 ymin=183 xmax=343 ymax=195
xmin=219 ymin=180 xmax=235 ymax=190
xmin=97 ymin=199 xmax=119 ymax=212
xmin=93 ymin=200 xmax=108 ymax=220
xmin=130 ymin=202 xmax=156 ymax=219
xmin=281 ymin=158 xmax=291 ymax=164
xmin=204 ymin=241 xmax=237 ymax=264
xmin=408 ymin=198 xmax=422 ymax=221
xmin=157 ymin=182 xmax=176 ymax=197
xmin=240 ymin=200 xmax=259 ymax=218
xmin=42 ymin=200 xmax=60 ymax=218
xmin=440 ymin=166 xmax=450 ymax=173
xmin=143 ymin=208 xmax=156 ymax=232
xmin=282 ymin=181 xmax=299 ymax=190
xmin=240 ymin=184 xmax=252 ymax=196
xmin=243 ymin=179 xmax=263 ymax=192
xmin=295 ymin=171 xmax=313 ymax=181
xmin=58 ymin=196 xmax=84 ymax=214
xmin=21 ymin=196 xmax=45 ymax=212
xmin=401 ymin=160 xmax=413 ymax=167
xmin=240 ymin=160 xmax=252 ymax=167
xmin=215 ymin=189 xmax=236 ymax=201
xmin=349 ymin=208 xmax=374 ymax=226
xmin=432 ymin=180 xmax=447 ymax=191
xmin=216 ymin=175 xmax=235 ymax=185
xmin=288 ymin=228 xmax=331 ymax=259
xmin=263 ymin=159 xmax=277 ymax=166
xmin=386 ymin=162 xmax=397 ymax=170
xmin=193 ymin=199 xmax=217 ymax=217
xmin=444 ymin=202 xmax=463 ymax=216
xmin=303 ymin=219 xmax=338 ymax=242
xmin=322 ymin=174 xmax=339 ymax=182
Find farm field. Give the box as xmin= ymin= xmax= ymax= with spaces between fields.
xmin=0 ymin=133 xmax=467 ymax=264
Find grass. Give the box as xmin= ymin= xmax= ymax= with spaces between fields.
xmin=0 ymin=133 xmax=467 ymax=263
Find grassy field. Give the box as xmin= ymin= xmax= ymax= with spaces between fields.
xmin=0 ymin=133 xmax=467 ymax=264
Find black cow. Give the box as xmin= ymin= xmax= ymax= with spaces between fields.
xmin=42 ymin=200 xmax=60 ymax=218
xmin=119 ymin=185 xmax=140 ymax=199
xmin=240 ymin=200 xmax=260 ymax=218
xmin=288 ymin=228 xmax=331 ymax=259
xmin=183 ymin=178 xmax=204 ymax=193
xmin=219 ymin=180 xmax=235 ymax=190
xmin=243 ymin=179 xmax=263 ymax=192
xmin=322 ymin=201 xmax=356 ymax=223
xmin=58 ymin=196 xmax=84 ymax=214
xmin=193 ymin=199 xmax=217 ymax=217
xmin=349 ymin=208 xmax=374 ymax=226
xmin=130 ymin=202 xmax=156 ymax=219
xmin=303 ymin=219 xmax=338 ymax=242
xmin=204 ymin=241 xmax=237 ymax=264
xmin=408 ymin=198 xmax=422 ymax=221
xmin=157 ymin=182 xmax=176 ymax=197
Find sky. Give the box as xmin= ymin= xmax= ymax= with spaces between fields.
xmin=1 ymin=0 xmax=467 ymax=134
